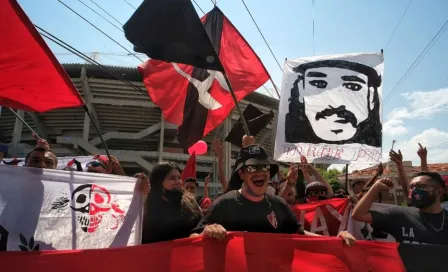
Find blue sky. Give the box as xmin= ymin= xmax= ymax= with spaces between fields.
xmin=18 ymin=0 xmax=448 ymax=168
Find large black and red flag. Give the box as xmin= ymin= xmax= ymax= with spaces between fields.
xmin=0 ymin=0 xmax=83 ymax=112
xmin=136 ymin=6 xmax=270 ymax=147
xmin=123 ymin=0 xmax=222 ymax=71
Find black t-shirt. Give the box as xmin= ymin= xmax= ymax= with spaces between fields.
xmin=142 ymin=198 xmax=202 ymax=244
xmin=192 ymin=190 xmax=303 ymax=234
xmin=370 ymin=205 xmax=448 ymax=245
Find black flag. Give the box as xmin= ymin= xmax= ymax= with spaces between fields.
xmin=123 ymin=0 xmax=223 ymax=71
xmin=225 ymin=104 xmax=274 ymax=147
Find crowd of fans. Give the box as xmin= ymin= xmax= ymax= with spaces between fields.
xmin=0 ymin=134 xmax=447 ymax=249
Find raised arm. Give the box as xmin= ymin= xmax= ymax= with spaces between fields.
xmin=279 ymin=164 xmax=298 ymax=200
xmin=204 ymin=174 xmax=210 ymax=199
xmin=352 ymin=178 xmax=394 ymax=224
xmin=389 ymin=149 xmax=409 ymax=192
xmin=417 ymin=143 xmax=428 ymax=172
xmin=301 ymin=156 xmax=334 ymax=198
xmin=357 ymin=163 xmax=383 ymax=199
xmin=212 ymin=139 xmax=228 ymax=193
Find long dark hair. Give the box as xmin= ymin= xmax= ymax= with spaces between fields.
xmin=145 ymin=162 xmax=201 ymax=216
xmin=285 ymin=60 xmax=382 ymax=147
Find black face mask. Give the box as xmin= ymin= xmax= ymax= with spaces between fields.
xmin=164 ymin=189 xmax=183 ymax=203
xmin=410 ymin=188 xmax=437 ymax=209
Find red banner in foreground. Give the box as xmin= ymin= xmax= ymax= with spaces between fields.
xmin=0 ymin=232 xmax=404 ymax=272
xmin=291 ymin=198 xmax=352 ymax=236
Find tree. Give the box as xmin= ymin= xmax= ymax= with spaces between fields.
xmin=316 ymin=167 xmax=342 ymax=192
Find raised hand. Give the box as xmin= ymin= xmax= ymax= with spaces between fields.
xmin=287 ymin=163 xmax=298 ymax=185
xmin=135 ymin=172 xmax=150 ymax=195
xmin=242 ymin=135 xmax=255 ymax=147
xmin=212 ymin=139 xmax=222 ymax=154
xmin=389 ymin=150 xmax=403 ymax=165
xmin=417 ymin=143 xmax=427 ymax=159
xmin=377 ymin=163 xmax=384 ymax=176
xmin=374 ymin=177 xmax=394 ymax=191
xmin=34 ymin=133 xmax=50 ymax=150
xmin=205 ymin=173 xmax=211 ymax=186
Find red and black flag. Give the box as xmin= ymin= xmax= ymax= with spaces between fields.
xmin=0 ymin=0 xmax=83 ymax=112
xmin=225 ymin=104 xmax=274 ymax=147
xmin=138 ymin=7 xmax=269 ymax=148
xmin=123 ymin=0 xmax=222 ymax=71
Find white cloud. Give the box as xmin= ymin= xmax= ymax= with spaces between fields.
xmin=392 ymin=128 xmax=448 ymax=164
xmin=383 ymin=119 xmax=408 ymax=136
xmin=401 ymin=88 xmax=448 ymax=119
xmin=388 ymin=88 xmax=448 ymax=121
xmin=383 ymin=88 xmax=448 ymax=136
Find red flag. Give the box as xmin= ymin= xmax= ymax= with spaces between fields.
xmin=291 ymin=198 xmax=351 ymax=236
xmin=139 ymin=7 xmax=269 ymax=148
xmin=0 ymin=233 xmax=405 ymax=271
xmin=0 ymin=0 xmax=83 ymax=112
xmin=181 ymin=152 xmax=196 ymax=183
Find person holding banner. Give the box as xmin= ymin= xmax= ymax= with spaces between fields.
xmin=352 ymin=173 xmax=448 ymax=245
xmin=24 ymin=138 xmax=58 ymax=169
xmin=142 ymin=162 xmax=202 ymax=244
xmin=192 ymin=136 xmax=356 ymax=246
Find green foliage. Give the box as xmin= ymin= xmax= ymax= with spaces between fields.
xmin=316 ymin=167 xmax=342 ymax=192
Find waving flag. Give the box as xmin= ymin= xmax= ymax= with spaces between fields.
xmin=123 ymin=0 xmax=222 ymax=71
xmin=0 ymin=0 xmax=83 ymax=112
xmin=139 ymin=7 xmax=269 ymax=148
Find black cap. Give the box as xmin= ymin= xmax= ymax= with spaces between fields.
xmin=227 ymin=145 xmax=279 ymax=191
xmin=305 ymin=181 xmax=327 ymax=194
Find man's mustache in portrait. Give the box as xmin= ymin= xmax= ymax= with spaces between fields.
xmin=315 ymin=105 xmax=358 ymax=129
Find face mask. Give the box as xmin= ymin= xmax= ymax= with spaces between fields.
xmin=410 ymin=188 xmax=436 ymax=209
xmin=164 ymin=189 xmax=183 ymax=203
xmin=307 ymin=196 xmax=319 ymax=203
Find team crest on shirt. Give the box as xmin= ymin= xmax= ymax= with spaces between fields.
xmin=267 ymin=211 xmax=278 ymax=229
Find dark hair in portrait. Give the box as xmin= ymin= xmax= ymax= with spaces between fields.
xmin=285 ymin=60 xmax=382 ymax=147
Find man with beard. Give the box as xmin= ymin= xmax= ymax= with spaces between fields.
xmin=192 ymin=137 xmax=356 ymax=245
xmin=352 ymin=173 xmax=448 ymax=245
xmin=285 ymin=59 xmax=382 ymax=146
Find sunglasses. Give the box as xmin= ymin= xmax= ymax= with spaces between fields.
xmin=86 ymin=161 xmax=106 ymax=169
xmin=244 ymin=165 xmax=271 ymax=173
xmin=308 ymin=191 xmax=327 ymax=197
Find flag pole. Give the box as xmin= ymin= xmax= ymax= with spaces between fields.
xmin=81 ymin=105 xmax=113 ymax=162
xmin=221 ymin=73 xmax=251 ymax=136
xmin=7 ymin=107 xmax=42 ymax=140
xmin=269 ymin=78 xmax=281 ymax=99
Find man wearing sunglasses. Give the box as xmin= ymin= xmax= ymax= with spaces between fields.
xmin=305 ymin=182 xmax=329 ymax=202
xmin=352 ymin=172 xmax=448 ymax=245
xmin=191 ymin=137 xmax=356 ymax=246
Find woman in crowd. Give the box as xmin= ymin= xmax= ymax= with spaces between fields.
xmin=142 ymin=162 xmax=202 ymax=244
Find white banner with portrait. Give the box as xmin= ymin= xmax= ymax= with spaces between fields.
xmin=0 ymin=166 xmax=143 ymax=251
xmin=274 ymin=53 xmax=383 ymax=164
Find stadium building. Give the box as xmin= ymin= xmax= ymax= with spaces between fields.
xmin=0 ymin=64 xmax=279 ymax=197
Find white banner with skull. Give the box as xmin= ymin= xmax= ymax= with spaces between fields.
xmin=0 ymin=166 xmax=142 ymax=251
xmin=274 ymin=53 xmax=383 ymax=164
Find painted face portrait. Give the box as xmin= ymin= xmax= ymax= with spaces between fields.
xmin=285 ymin=59 xmax=382 ymax=147
xmin=301 ymin=67 xmax=372 ymax=141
